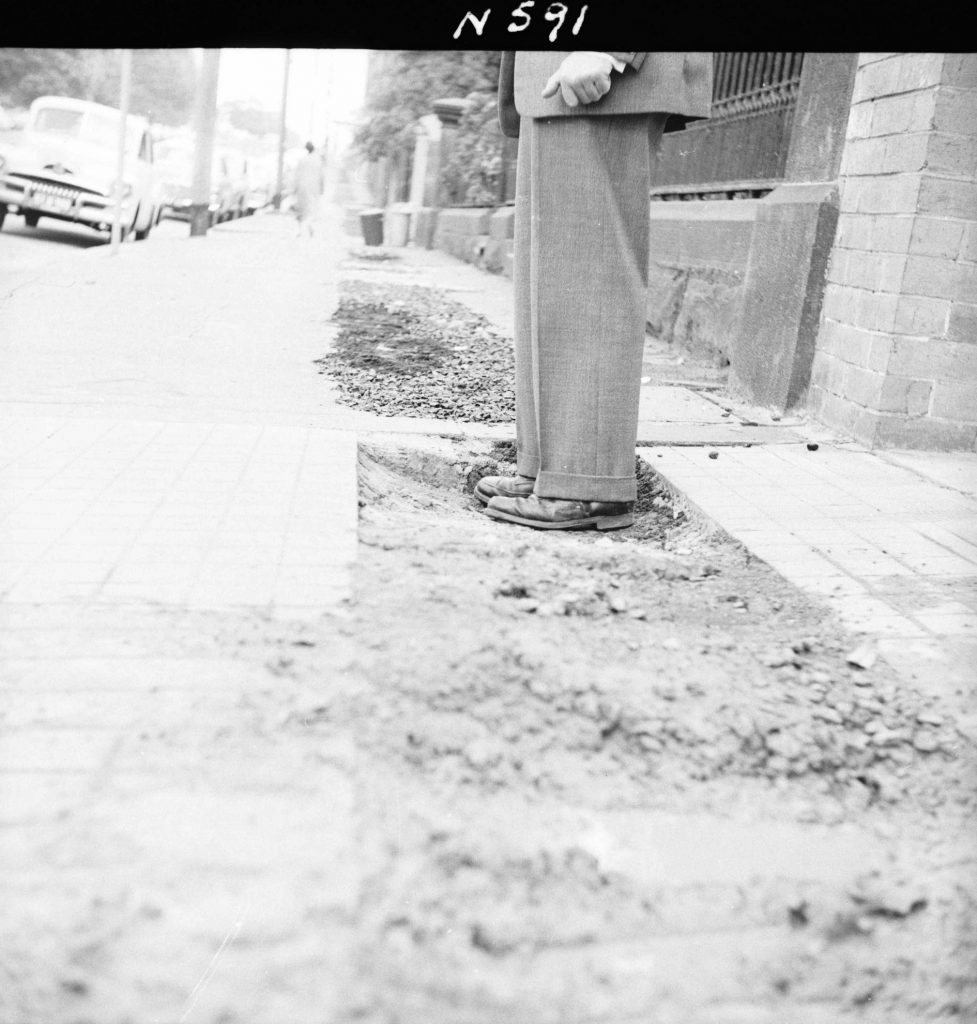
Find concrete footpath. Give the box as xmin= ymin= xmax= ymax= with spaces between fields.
xmin=1 ymin=202 xmax=976 ymax=1019
xmin=0 ymin=208 xmax=371 ymax=1022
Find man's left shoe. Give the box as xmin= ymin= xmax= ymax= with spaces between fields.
xmin=473 ymin=473 xmax=536 ymax=505
xmin=485 ymin=494 xmax=634 ymax=531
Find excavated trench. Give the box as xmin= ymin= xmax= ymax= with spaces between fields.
xmin=283 ymin=437 xmax=977 ymax=1023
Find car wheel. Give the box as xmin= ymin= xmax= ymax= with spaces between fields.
xmin=0 ymin=203 xmax=6 ymax=230
xmin=116 ymin=206 xmax=136 ymax=241
xmin=134 ymin=206 xmax=152 ymax=241
xmin=24 ymin=211 xmax=40 ymax=228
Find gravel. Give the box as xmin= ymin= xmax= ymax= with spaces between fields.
xmin=317 ymin=279 xmax=516 ymax=423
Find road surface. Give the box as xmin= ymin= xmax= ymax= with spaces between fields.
xmin=1 ymin=213 xmax=187 ymax=279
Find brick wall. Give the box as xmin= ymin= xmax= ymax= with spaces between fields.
xmin=809 ymin=53 xmax=977 ymax=450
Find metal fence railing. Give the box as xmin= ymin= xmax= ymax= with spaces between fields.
xmin=711 ymin=52 xmax=804 ymax=120
xmin=651 ymin=52 xmax=805 ymax=198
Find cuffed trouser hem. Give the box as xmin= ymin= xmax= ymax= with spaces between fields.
xmin=516 ymin=449 xmax=540 ymax=479
xmin=534 ymin=470 xmax=636 ymax=504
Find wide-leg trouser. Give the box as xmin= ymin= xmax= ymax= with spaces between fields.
xmin=513 ymin=112 xmax=666 ymax=503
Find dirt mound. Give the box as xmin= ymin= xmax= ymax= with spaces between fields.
xmin=299 ymin=440 xmax=977 ymax=1022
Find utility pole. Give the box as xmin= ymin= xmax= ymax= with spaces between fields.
xmin=322 ymin=52 xmax=333 ymax=166
xmin=309 ymin=51 xmax=318 ymax=143
xmin=189 ymin=49 xmax=221 ymax=237
xmin=109 ymin=49 xmax=132 ymax=255
xmin=273 ymin=49 xmax=291 ymax=211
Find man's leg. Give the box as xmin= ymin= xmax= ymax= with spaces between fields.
xmin=470 ymin=138 xmax=540 ymax=506
xmin=523 ymin=113 xmax=663 ymax=504
xmin=512 ymin=115 xmax=540 ymax=481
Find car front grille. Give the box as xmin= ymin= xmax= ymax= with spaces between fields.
xmin=31 ymin=181 xmax=82 ymax=202
xmin=7 ymin=174 xmax=104 ymax=200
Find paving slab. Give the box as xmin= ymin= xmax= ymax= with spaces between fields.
xmin=635 ymin=422 xmax=806 ymax=445
xmin=0 ymin=212 xmax=353 ymax=429
xmin=0 ymin=585 xmax=361 ymax=1022
xmin=0 ymin=210 xmax=364 ymax=622
xmin=878 ymin=449 xmax=977 ymax=495
xmin=0 ymin=215 xmax=367 ymax=1018
xmin=640 ymin=442 xmax=977 ymax=694
xmin=0 ymin=417 xmax=357 ymax=619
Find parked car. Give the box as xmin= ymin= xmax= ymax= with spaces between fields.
xmin=213 ymin=151 xmax=249 ymax=222
xmin=157 ymin=136 xmax=251 ymax=225
xmin=0 ymin=95 xmax=161 ymax=239
xmin=156 ymin=134 xmax=197 ymax=222
xmin=243 ymin=155 xmax=275 ymax=214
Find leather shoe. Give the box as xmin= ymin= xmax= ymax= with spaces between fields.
xmin=473 ymin=473 xmax=536 ymax=506
xmin=485 ymin=494 xmax=634 ymax=531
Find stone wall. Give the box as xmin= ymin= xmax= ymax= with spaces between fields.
xmin=648 ymin=54 xmax=858 ymax=408
xmin=646 ymin=201 xmax=756 ymax=365
xmin=809 ymin=53 xmax=977 ymax=450
xmin=432 ymin=207 xmax=514 ymax=276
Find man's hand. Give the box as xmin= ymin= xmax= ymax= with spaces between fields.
xmin=541 ymin=51 xmax=616 ymax=107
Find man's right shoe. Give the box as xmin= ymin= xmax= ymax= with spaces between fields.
xmin=486 ymin=494 xmax=634 ymax=531
xmin=473 ymin=473 xmax=536 ymax=506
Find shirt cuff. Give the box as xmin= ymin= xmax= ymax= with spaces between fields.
xmin=600 ymin=52 xmax=628 ymax=73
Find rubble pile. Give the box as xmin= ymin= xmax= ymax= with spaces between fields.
xmin=297 ymin=439 xmax=977 ymax=1020
xmin=381 ymin=627 xmax=962 ymax=801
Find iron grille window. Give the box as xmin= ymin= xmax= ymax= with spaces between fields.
xmin=650 ymin=52 xmax=806 ymax=197
xmin=711 ymin=52 xmax=804 ymax=120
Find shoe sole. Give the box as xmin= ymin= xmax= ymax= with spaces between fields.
xmin=485 ymin=506 xmax=634 ymax=531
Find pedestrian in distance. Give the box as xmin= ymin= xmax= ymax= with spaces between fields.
xmin=292 ymin=141 xmax=324 ymax=238
xmin=477 ymin=51 xmax=713 ymax=531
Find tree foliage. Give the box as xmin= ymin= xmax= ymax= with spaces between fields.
xmin=222 ymin=101 xmax=281 ymax=139
xmin=0 ymin=49 xmax=90 ymax=107
xmin=439 ymin=92 xmax=507 ymax=207
xmin=0 ymin=48 xmax=196 ymax=126
xmin=355 ymin=50 xmax=501 ymax=162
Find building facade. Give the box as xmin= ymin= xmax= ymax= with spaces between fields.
xmin=641 ymin=52 xmax=977 ymax=450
